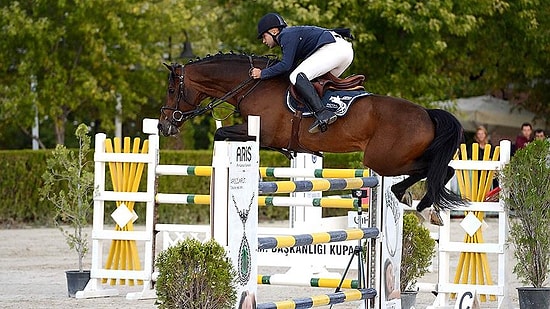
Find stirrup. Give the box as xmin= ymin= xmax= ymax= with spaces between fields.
xmin=308 ymin=114 xmax=337 ymax=134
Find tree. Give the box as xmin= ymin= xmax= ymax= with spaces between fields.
xmin=0 ymin=0 xmax=218 ymax=147
xmin=1 ymin=1 xmax=548 ymax=149
xmin=40 ymin=124 xmax=94 ymax=271
xmin=213 ymin=0 xmax=550 ymax=121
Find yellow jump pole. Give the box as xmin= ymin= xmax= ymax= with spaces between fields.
xmin=126 ymin=138 xmax=148 ymax=285
xmin=102 ymin=136 xmax=147 ymax=286
xmin=102 ymin=138 xmax=120 ymax=285
xmin=451 ymin=143 xmax=499 ymax=301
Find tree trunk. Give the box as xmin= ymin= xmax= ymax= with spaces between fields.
xmin=54 ymin=107 xmax=70 ymax=145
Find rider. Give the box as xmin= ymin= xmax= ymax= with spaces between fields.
xmin=250 ymin=13 xmax=354 ymax=133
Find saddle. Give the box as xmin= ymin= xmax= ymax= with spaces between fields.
xmin=289 ymin=73 xmax=365 ymax=102
xmin=284 ymin=73 xmax=369 ymax=158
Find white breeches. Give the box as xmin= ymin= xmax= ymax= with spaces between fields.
xmin=289 ymin=35 xmax=354 ymax=84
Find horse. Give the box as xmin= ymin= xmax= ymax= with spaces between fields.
xmin=158 ymin=52 xmax=466 ymax=225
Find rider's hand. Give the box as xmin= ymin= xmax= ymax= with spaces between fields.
xmin=250 ymin=68 xmax=261 ymax=79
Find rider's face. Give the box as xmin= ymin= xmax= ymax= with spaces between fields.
xmin=261 ymin=28 xmax=279 ymax=48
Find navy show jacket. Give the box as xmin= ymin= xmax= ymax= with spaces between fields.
xmin=260 ymin=26 xmax=336 ymax=79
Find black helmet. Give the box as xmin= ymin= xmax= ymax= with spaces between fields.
xmin=257 ymin=13 xmax=287 ymax=39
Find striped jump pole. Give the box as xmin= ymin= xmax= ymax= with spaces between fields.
xmin=156 ymin=193 xmax=211 ymax=205
xmin=259 ymin=177 xmax=378 ymax=194
xmin=256 ymin=288 xmax=377 ymax=309
xmin=258 ymin=227 xmax=379 ymax=250
xmin=259 ymin=196 xmax=358 ymax=209
xmin=260 ymin=167 xmax=369 ymax=178
xmin=154 ymin=165 xmax=370 ymax=178
xmin=258 ymin=275 xmax=360 ymax=289
xmin=155 ymin=164 xmax=212 ymax=176
xmin=156 ymin=194 xmax=359 ymax=209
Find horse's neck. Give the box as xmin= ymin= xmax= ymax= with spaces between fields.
xmin=189 ymin=68 xmax=246 ymax=95
xmin=191 ymin=56 xmax=284 ymax=106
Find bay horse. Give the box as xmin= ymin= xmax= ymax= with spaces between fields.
xmin=158 ymin=52 xmax=466 ymax=224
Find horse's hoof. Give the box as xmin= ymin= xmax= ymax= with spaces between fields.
xmin=400 ymin=191 xmax=413 ymax=207
xmin=430 ymin=210 xmax=444 ymax=226
xmin=415 ymin=208 xmax=430 ymax=222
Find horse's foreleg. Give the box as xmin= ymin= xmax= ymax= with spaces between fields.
xmin=214 ymin=124 xmax=256 ymax=142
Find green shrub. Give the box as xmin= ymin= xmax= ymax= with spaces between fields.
xmin=155 ymin=238 xmax=237 ymax=309
xmin=0 ymin=146 xmax=365 ymax=226
xmin=501 ymin=139 xmax=550 ymax=287
xmin=400 ymin=212 xmax=436 ymax=291
xmin=0 ymin=149 xmax=54 ymax=226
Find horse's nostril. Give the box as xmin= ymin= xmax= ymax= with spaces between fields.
xmin=157 ymin=123 xmax=162 ymax=130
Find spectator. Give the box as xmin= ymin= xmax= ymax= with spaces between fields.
xmin=534 ymin=128 xmax=547 ymax=141
xmin=469 ymin=125 xmax=498 ymax=188
xmin=471 ymin=125 xmax=492 ymax=160
xmin=514 ymin=122 xmax=533 ymax=151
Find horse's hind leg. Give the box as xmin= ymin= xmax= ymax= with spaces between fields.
xmin=418 ymin=166 xmax=457 ymax=226
xmin=417 ymin=192 xmax=443 ymax=225
xmin=417 ymin=166 xmax=456 ymax=211
xmin=391 ymin=173 xmax=425 ymax=207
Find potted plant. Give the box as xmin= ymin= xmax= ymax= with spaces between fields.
xmin=501 ymin=139 xmax=550 ymax=308
xmin=40 ymin=124 xmax=94 ymax=297
xmin=400 ymin=212 xmax=436 ymax=309
xmin=155 ymin=238 xmax=237 ymax=309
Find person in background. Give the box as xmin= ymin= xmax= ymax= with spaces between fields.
xmin=534 ymin=128 xmax=547 ymax=141
xmin=469 ymin=125 xmax=498 ymax=188
xmin=514 ymin=122 xmax=533 ymax=152
xmin=471 ymin=125 xmax=492 ymax=160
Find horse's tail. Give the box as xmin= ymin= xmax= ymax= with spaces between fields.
xmin=424 ymin=109 xmax=466 ymax=210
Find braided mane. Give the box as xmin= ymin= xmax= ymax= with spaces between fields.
xmin=184 ymin=51 xmax=277 ymax=66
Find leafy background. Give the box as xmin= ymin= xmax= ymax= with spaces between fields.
xmin=1 ymin=0 xmax=549 ymax=149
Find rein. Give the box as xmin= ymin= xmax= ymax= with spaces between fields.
xmin=162 ymin=55 xmax=276 ymax=125
xmin=187 ymin=75 xmax=256 ymax=121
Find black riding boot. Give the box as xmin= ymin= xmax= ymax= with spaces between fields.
xmin=295 ymin=73 xmax=337 ymax=133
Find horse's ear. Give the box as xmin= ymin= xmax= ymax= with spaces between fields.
xmin=163 ymin=62 xmax=171 ymax=71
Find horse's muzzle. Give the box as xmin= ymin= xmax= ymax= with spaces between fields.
xmin=157 ymin=120 xmax=179 ymax=137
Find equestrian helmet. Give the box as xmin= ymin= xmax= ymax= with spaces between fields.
xmin=257 ymin=13 xmax=287 ymax=39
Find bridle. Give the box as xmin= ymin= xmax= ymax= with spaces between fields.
xmin=160 ymin=55 xmax=276 ymax=127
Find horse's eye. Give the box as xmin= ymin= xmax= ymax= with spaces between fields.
xmin=168 ymin=87 xmax=175 ymax=94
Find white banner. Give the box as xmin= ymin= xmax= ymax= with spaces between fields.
xmin=228 ymin=141 xmax=259 ymax=309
